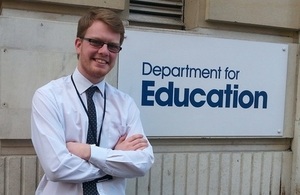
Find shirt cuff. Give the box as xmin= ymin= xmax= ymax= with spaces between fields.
xmin=89 ymin=145 xmax=109 ymax=171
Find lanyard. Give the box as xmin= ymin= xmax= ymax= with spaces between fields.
xmin=71 ymin=74 xmax=106 ymax=146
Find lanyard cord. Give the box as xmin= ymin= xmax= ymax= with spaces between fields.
xmin=71 ymin=74 xmax=106 ymax=146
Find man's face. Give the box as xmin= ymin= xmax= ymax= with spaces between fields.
xmin=75 ymin=21 xmax=121 ymax=84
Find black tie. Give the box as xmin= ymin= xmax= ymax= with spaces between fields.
xmin=83 ymin=86 xmax=99 ymax=195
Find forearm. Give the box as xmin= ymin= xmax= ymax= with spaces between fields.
xmin=89 ymin=145 xmax=154 ymax=178
xmin=67 ymin=133 xmax=154 ymax=178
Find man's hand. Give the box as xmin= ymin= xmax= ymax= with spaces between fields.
xmin=114 ymin=134 xmax=148 ymax=151
xmin=67 ymin=142 xmax=91 ymax=161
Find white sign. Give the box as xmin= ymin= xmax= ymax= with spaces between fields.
xmin=118 ymin=29 xmax=288 ymax=137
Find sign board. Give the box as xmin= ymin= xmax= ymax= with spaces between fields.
xmin=118 ymin=29 xmax=288 ymax=137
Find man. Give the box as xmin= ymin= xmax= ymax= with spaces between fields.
xmin=31 ymin=8 xmax=154 ymax=195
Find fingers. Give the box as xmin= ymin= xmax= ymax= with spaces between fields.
xmin=128 ymin=134 xmax=148 ymax=150
xmin=114 ymin=134 xmax=149 ymax=151
xmin=114 ymin=134 xmax=127 ymax=150
xmin=133 ymin=141 xmax=148 ymax=150
xmin=126 ymin=134 xmax=143 ymax=142
xmin=116 ymin=134 xmax=126 ymax=144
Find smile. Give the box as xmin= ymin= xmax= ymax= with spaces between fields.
xmin=94 ymin=58 xmax=108 ymax=64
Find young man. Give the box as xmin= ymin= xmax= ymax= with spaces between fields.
xmin=31 ymin=8 xmax=154 ymax=195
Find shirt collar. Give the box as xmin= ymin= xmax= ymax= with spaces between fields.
xmin=73 ymin=68 xmax=105 ymax=96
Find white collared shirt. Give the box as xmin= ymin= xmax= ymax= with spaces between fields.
xmin=31 ymin=68 xmax=154 ymax=195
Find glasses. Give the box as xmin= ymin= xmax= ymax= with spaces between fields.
xmin=80 ymin=37 xmax=122 ymax=53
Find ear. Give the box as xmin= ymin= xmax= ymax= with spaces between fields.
xmin=75 ymin=38 xmax=82 ymax=54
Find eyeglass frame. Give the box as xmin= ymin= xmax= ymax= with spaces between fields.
xmin=79 ymin=37 xmax=122 ymax=53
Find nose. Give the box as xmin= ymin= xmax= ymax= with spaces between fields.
xmin=97 ymin=43 xmax=110 ymax=54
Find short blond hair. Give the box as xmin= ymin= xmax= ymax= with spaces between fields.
xmin=77 ymin=8 xmax=125 ymax=45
